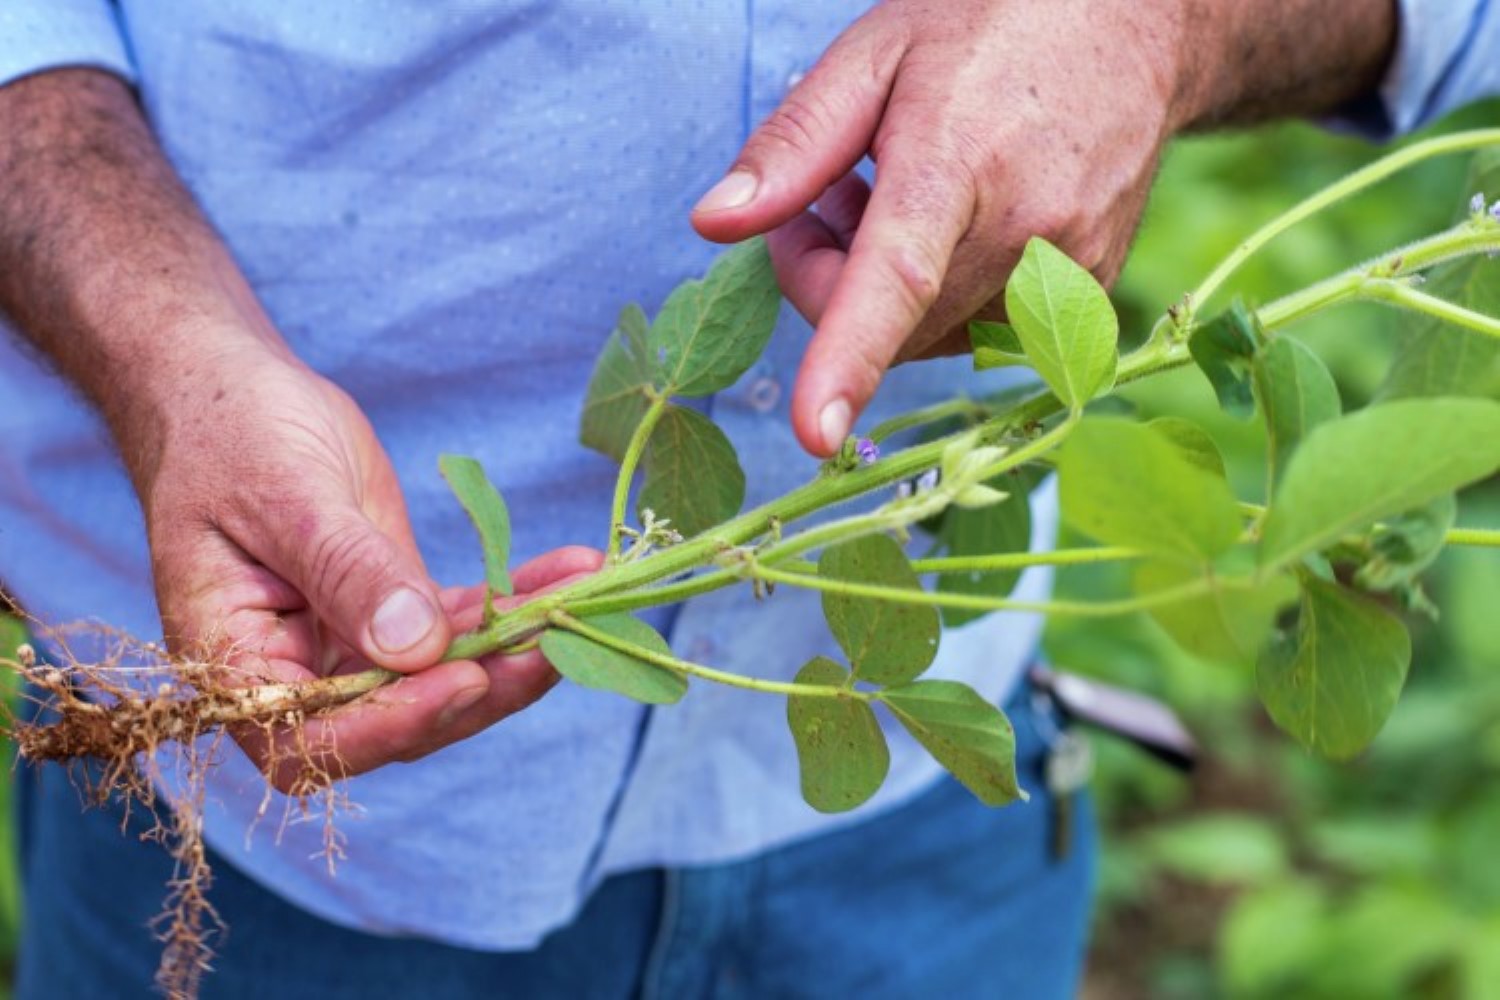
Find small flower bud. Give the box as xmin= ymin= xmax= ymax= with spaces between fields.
xmin=1491 ymin=201 xmax=1500 ymax=223
xmin=855 ymin=437 xmax=879 ymax=465
xmin=916 ymin=468 xmax=940 ymax=493
xmin=1472 ymin=192 xmax=1488 ymax=215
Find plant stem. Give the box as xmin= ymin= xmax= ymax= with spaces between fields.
xmin=911 ymin=546 xmax=1140 ymax=574
xmin=752 ymin=563 xmax=1247 ymax=617
xmin=1360 ymin=280 xmax=1500 ymax=340
xmin=865 ymin=396 xmax=989 ymax=443
xmin=1187 ymin=128 xmax=1500 ymax=316
xmin=548 ymin=610 xmax=868 ymax=700
xmin=1446 ymin=528 xmax=1500 ymax=548
xmin=606 ymin=393 xmax=668 ymax=561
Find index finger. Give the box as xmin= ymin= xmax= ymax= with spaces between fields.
xmin=791 ymin=144 xmax=976 ymax=455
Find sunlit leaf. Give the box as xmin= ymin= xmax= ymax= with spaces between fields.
xmin=1059 ymin=417 xmax=1242 ymax=563
xmin=1135 ymin=557 xmax=1293 ymax=667
xmin=539 ymin=613 xmax=687 ymax=705
xmin=580 ymin=303 xmax=657 ymax=461
xmin=638 ymin=405 xmax=745 ymax=538
xmin=786 ymin=656 xmax=890 ymax=813
xmin=881 ymin=680 xmax=1024 ymax=806
xmin=1190 ymin=300 xmax=1264 ymax=420
xmin=438 ymin=454 xmax=514 ymax=598
xmin=1004 ymin=238 xmax=1118 ymax=408
xmin=1148 ymin=416 xmax=1228 ymax=480
xmin=819 ymin=535 xmax=940 ymax=686
xmin=1259 ymin=398 xmax=1500 ymax=571
xmin=1256 ymin=574 xmax=1411 ymax=760
xmin=1253 ymin=335 xmax=1341 ymax=490
xmin=651 ymin=238 xmax=781 ymax=396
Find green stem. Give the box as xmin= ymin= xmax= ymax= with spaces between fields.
xmin=1257 ymin=223 xmax=1500 ymax=331
xmin=548 ymin=610 xmax=868 ymax=700
xmin=752 ymin=562 xmax=1246 ymax=617
xmin=1187 ymin=128 xmax=1500 ymax=316
xmin=911 ymin=546 xmax=1140 ymax=574
xmin=606 ymin=392 xmax=668 ymax=561
xmin=1447 ymin=528 xmax=1500 ymax=548
xmin=1360 ymin=280 xmax=1500 ymax=340
xmin=865 ymin=396 xmax=989 ymax=444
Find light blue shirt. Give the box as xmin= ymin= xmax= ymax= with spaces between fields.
xmin=0 ymin=0 xmax=1494 ymax=950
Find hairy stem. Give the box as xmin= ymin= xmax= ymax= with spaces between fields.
xmin=1186 ymin=128 xmax=1500 ymax=317
xmin=606 ymin=392 xmax=668 ymax=561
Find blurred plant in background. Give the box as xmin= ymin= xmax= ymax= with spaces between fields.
xmin=1070 ymin=102 xmax=1500 ymax=1000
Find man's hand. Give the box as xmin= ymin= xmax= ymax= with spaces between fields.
xmin=141 ymin=348 xmax=602 ymax=789
xmin=0 ymin=69 xmax=599 ymax=790
xmin=692 ymin=0 xmax=1395 ymax=456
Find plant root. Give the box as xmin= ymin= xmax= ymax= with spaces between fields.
xmin=2 ymin=627 xmax=386 ymax=1000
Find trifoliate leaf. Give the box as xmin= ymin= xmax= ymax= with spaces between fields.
xmin=1004 ymin=238 xmax=1119 ymax=408
xmin=1256 ymin=575 xmax=1411 ymax=760
xmin=787 ymin=656 xmax=890 ymax=813
xmin=819 ymin=535 xmax=940 ymax=686
xmin=540 ymin=614 xmax=686 ymax=705
xmin=637 ymin=405 xmax=745 ymax=538
xmin=651 ymin=239 xmax=781 ymax=397
xmin=881 ymin=680 xmax=1024 ymax=806
xmin=438 ymin=454 xmax=514 ymax=598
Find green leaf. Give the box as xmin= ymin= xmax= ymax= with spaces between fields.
xmin=539 ymin=613 xmax=687 ymax=705
xmin=969 ymin=320 xmax=1028 ymax=370
xmin=1003 ymin=237 xmax=1118 ymax=408
xmin=1256 ymin=574 xmax=1412 ymax=760
xmin=438 ymin=454 xmax=514 ymax=598
xmin=786 ymin=657 xmax=890 ymax=813
xmin=1355 ymin=493 xmax=1457 ymax=592
xmin=1135 ymin=557 xmax=1293 ymax=667
xmin=1059 ymin=417 xmax=1242 ymax=563
xmin=651 ymin=238 xmax=781 ymax=397
xmin=880 ymin=680 xmax=1024 ymax=806
xmin=1379 ymin=151 xmax=1500 ymax=401
xmin=637 ymin=405 xmax=745 ymax=538
xmin=580 ymin=304 xmax=657 ymax=461
xmin=1253 ymin=335 xmax=1341 ymax=490
xmin=1190 ymin=300 xmax=1264 ymax=420
xmin=1147 ymin=416 xmax=1228 ymax=480
xmin=819 ymin=535 xmax=940 ymax=686
xmin=930 ymin=473 xmax=1034 ymax=627
xmin=1259 ymin=398 xmax=1500 ymax=571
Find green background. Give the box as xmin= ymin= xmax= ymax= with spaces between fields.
xmin=1064 ymin=101 xmax=1500 ymax=999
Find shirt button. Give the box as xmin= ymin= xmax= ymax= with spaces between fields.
xmin=785 ymin=68 xmax=805 ymax=90
xmin=746 ymin=375 xmax=781 ymax=413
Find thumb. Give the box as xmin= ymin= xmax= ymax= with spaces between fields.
xmin=243 ymin=501 xmax=451 ymax=672
xmin=690 ymin=14 xmax=903 ymax=243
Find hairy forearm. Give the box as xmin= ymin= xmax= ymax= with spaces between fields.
xmin=0 ymin=69 xmax=293 ymax=482
xmin=1167 ymin=0 xmax=1396 ymax=129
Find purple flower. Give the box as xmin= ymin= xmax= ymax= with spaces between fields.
xmin=855 ymin=437 xmax=879 ymax=465
xmin=1472 ymin=192 xmax=1488 ymax=215
xmin=916 ymin=468 xmax=940 ymax=493
xmin=1491 ymin=201 xmax=1500 ymax=224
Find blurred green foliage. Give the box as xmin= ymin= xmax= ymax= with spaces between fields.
xmin=1063 ymin=102 xmax=1500 ymax=999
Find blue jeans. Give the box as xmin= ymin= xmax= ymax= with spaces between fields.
xmin=15 ymin=686 xmax=1094 ymax=999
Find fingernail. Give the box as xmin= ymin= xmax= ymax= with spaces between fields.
xmin=819 ymin=398 xmax=852 ymax=454
xmin=370 ymin=587 xmax=437 ymax=655
xmin=693 ymin=170 xmax=757 ymax=214
xmin=439 ymin=685 xmax=487 ymax=727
